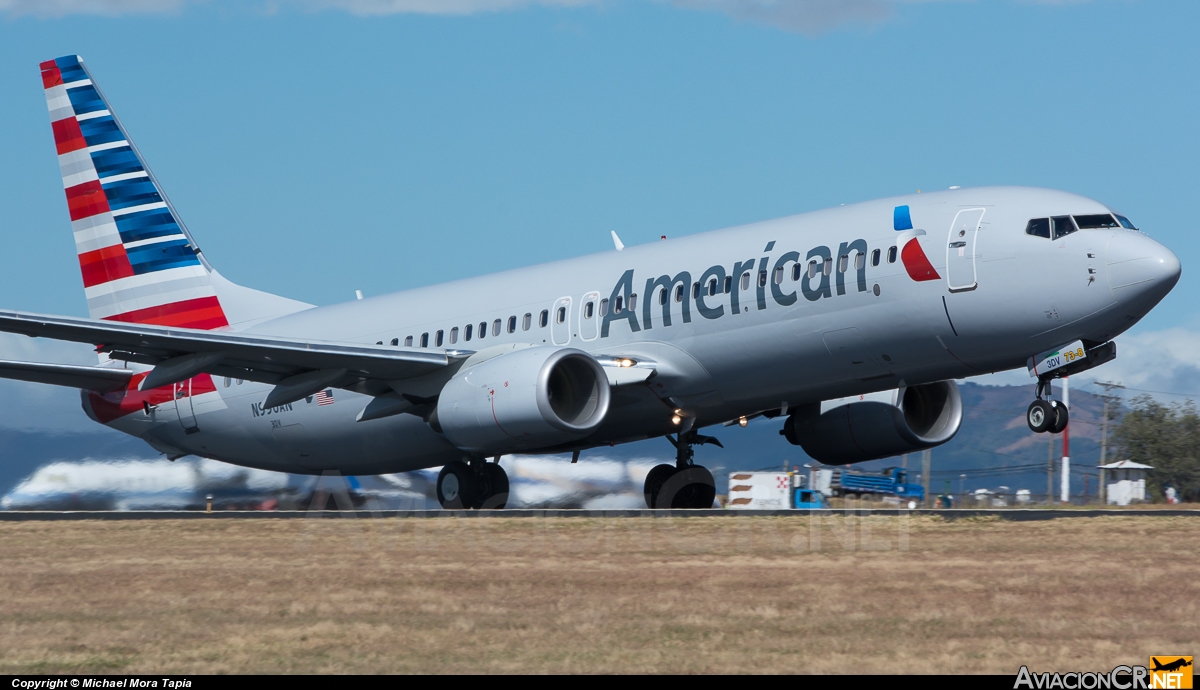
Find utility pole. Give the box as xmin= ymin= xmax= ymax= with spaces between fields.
xmin=1061 ymin=376 xmax=1070 ymax=504
xmin=922 ymin=449 xmax=931 ymax=507
xmin=1095 ymin=381 xmax=1125 ymax=506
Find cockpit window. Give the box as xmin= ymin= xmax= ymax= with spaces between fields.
xmin=1025 ymin=218 xmax=1051 ymax=239
xmin=1116 ymin=214 xmax=1137 ymax=230
xmin=1074 ymin=214 xmax=1120 ymax=229
xmin=1052 ymin=216 xmax=1077 ymax=240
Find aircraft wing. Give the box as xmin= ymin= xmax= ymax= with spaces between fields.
xmin=0 ymin=359 xmax=134 ymax=392
xmin=0 ymin=310 xmax=451 ymax=401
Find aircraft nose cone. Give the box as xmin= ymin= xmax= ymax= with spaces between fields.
xmin=1106 ymin=231 xmax=1181 ymax=306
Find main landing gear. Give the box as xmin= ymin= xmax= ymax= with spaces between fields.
xmin=437 ymin=458 xmax=509 ymax=509
xmin=643 ymin=431 xmax=721 ymax=509
xmin=1026 ymin=378 xmax=1069 ymax=434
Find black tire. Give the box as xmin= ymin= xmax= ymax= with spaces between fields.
xmin=437 ymin=461 xmax=475 ymax=509
xmin=659 ymin=465 xmax=717 ymax=509
xmin=644 ymin=464 xmax=677 ymax=509
xmin=478 ymin=463 xmax=510 ymax=510
xmin=1027 ymin=399 xmax=1054 ymax=433
xmin=1050 ymin=401 xmax=1069 ymax=434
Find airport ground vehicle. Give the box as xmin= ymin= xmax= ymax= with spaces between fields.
xmin=0 ymin=55 xmax=1180 ymax=510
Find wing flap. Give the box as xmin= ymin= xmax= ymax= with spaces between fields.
xmin=0 ymin=310 xmax=449 ymax=385
xmin=0 ymin=359 xmax=133 ymax=392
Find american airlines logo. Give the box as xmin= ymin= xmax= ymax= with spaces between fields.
xmin=600 ymin=240 xmax=873 ymax=338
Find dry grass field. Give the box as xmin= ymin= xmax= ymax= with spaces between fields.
xmin=0 ymin=514 xmax=1197 ymax=674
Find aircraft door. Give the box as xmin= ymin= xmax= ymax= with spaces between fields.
xmin=946 ymin=208 xmax=985 ymax=292
xmin=551 ymin=296 xmax=572 ymax=345
xmin=579 ymin=291 xmax=600 ymax=341
xmin=173 ymin=379 xmax=199 ymax=433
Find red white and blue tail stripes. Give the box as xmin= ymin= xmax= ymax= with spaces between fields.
xmin=41 ymin=55 xmax=229 ymax=330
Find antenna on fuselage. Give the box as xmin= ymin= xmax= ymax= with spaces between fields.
xmin=611 ymin=231 xmax=625 ymax=251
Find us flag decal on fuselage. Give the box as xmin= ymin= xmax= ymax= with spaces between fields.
xmin=315 ymin=389 xmax=335 ymax=406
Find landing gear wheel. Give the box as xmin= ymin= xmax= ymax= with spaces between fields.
xmin=1049 ymin=401 xmax=1069 ymax=434
xmin=437 ymin=460 xmax=475 ymax=509
xmin=478 ymin=462 xmax=510 ymax=510
xmin=1027 ymin=399 xmax=1054 ymax=433
xmin=659 ymin=465 xmax=717 ymax=509
xmin=644 ymin=464 xmax=677 ymax=509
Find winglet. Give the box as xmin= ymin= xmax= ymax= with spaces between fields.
xmin=611 ymin=230 xmax=625 ymax=251
xmin=894 ymin=205 xmax=913 ymax=231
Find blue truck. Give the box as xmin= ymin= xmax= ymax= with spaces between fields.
xmin=792 ymin=488 xmax=830 ymax=509
xmin=834 ymin=467 xmax=924 ymax=503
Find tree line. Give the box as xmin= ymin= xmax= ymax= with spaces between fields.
xmin=1113 ymin=395 xmax=1200 ymax=503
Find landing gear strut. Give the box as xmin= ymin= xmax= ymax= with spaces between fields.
xmin=643 ymin=431 xmax=721 ymax=509
xmin=437 ymin=458 xmax=509 ymax=509
xmin=1027 ymin=378 xmax=1068 ymax=434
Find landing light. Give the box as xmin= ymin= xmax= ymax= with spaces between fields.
xmin=671 ymin=414 xmax=682 ymax=425
xmin=738 ymin=416 xmax=748 ymax=428
xmin=618 ymin=358 xmax=635 ymax=368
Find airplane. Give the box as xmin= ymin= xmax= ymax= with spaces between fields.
xmin=0 ymin=55 xmax=1180 ymax=510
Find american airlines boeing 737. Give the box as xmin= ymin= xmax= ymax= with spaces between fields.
xmin=0 ymin=56 xmax=1181 ymax=509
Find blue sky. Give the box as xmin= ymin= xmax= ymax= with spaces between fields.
xmin=0 ymin=0 xmax=1198 ymax=430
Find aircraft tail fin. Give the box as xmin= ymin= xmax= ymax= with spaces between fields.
xmin=40 ymin=55 xmax=309 ymax=332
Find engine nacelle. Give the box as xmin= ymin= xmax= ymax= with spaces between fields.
xmin=781 ymin=381 xmax=963 ymax=465
xmin=436 ymin=346 xmax=611 ymax=454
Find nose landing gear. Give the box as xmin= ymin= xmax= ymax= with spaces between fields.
xmin=643 ymin=431 xmax=721 ymax=509
xmin=1027 ymin=379 xmax=1069 ymax=434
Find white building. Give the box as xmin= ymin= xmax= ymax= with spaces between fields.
xmin=1100 ymin=460 xmax=1152 ymax=506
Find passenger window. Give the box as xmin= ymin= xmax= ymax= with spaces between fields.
xmin=584 ymin=302 xmax=594 ymax=319
xmin=708 ymin=278 xmax=719 ymax=295
xmin=523 ymin=313 xmax=531 ymax=330
xmin=492 ymin=319 xmax=501 ymax=336
xmin=540 ymin=310 xmax=549 ymax=328
xmin=723 ymin=276 xmax=732 ymax=293
xmin=507 ymin=316 xmax=516 ymax=333
xmin=887 ymin=246 xmax=897 ymax=263
xmin=838 ymin=255 xmax=848 ymax=273
xmin=871 ymin=248 xmax=881 ymax=267
xmin=479 ymin=322 xmax=487 ymax=339
xmin=823 ymin=258 xmax=833 ymax=276
xmin=855 ymin=253 xmax=865 ymax=271
xmin=556 ymin=307 xmax=566 ymax=324
xmin=405 ymin=336 xmax=413 ymax=346
xmin=692 ymin=283 xmax=700 ymax=300
xmin=629 ymin=294 xmax=637 ymax=311
xmin=236 ymin=379 xmax=243 ymax=385
xmin=1116 ymin=214 xmax=1137 ymax=230
xmin=792 ymin=264 xmax=802 ymax=281
xmin=807 ymin=261 xmax=818 ymax=279
xmin=435 ymin=330 xmax=444 ymax=347
xmin=463 ymin=326 xmax=471 ymax=342
xmin=614 ymin=296 xmax=624 ymax=313
xmin=223 ymin=377 xmax=231 ymax=388
xmin=390 ymin=338 xmax=399 ymax=346
xmin=1025 ymin=218 xmax=1051 ymax=239
xmin=1052 ymin=216 xmax=1077 ymax=239
xmin=740 ymin=272 xmax=750 ymax=291
xmin=601 ymin=298 xmax=610 ymax=315
xmin=1074 ymin=214 xmax=1119 ymax=229
xmin=420 ymin=333 xmax=429 ymax=347
xmin=450 ymin=327 xmax=458 ymax=344
xmin=758 ymin=270 xmax=767 ymax=287
xmin=675 ymin=285 xmax=684 ymax=303
xmin=658 ymin=289 xmax=667 ymax=306
xmin=772 ymin=267 xmax=783 ymax=285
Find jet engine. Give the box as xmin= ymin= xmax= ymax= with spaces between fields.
xmin=781 ymin=381 xmax=963 ymax=464
xmin=435 ymin=346 xmax=611 ymax=454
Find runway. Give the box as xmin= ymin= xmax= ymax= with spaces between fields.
xmin=1 ymin=508 xmax=1196 ymax=520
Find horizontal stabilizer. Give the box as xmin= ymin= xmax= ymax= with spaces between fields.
xmin=0 ymin=359 xmax=132 ymax=392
